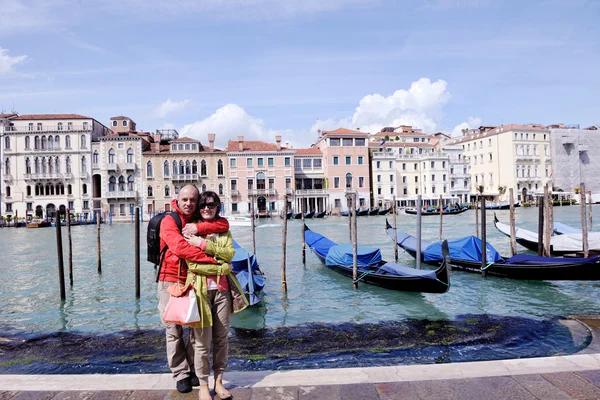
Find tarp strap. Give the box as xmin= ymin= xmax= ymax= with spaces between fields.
xmin=480 ymin=262 xmax=495 ymax=271
xmin=354 ymin=270 xmax=372 ymax=283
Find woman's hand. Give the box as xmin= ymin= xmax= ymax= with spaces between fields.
xmin=184 ymin=234 xmax=206 ymax=250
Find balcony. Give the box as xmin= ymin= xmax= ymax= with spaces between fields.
xmin=79 ymin=172 xmax=89 ymax=180
xmin=124 ymin=163 xmax=136 ymax=171
xmin=106 ymin=163 xmax=118 ymax=171
xmin=561 ymin=136 xmax=575 ymax=145
xmin=578 ymin=144 xmax=588 ymax=152
xmin=295 ymin=189 xmax=328 ymax=196
xmin=63 ymin=172 xmax=73 ymax=180
xmin=250 ymin=189 xmax=278 ymax=196
xmin=106 ymin=191 xmax=137 ymax=199
xmin=92 ymin=163 xmax=100 ymax=170
xmin=372 ymin=151 xmax=396 ymax=159
xmin=514 ymin=154 xmax=540 ymax=161
xmin=172 ymin=173 xmax=198 ymax=181
xmin=30 ymin=173 xmax=63 ymax=180
xmin=6 ymin=125 xmax=92 ymax=133
xmin=284 ymin=188 xmax=294 ymax=195
xmin=2 ymin=174 xmax=12 ymax=182
xmin=230 ymin=190 xmax=239 ymax=197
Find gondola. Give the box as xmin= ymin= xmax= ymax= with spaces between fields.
xmin=356 ymin=208 xmax=369 ymax=216
xmin=378 ymin=207 xmax=392 ymax=215
xmin=404 ymin=207 xmax=468 ymax=216
xmin=314 ymin=211 xmax=327 ymax=218
xmin=485 ymin=202 xmax=521 ymax=210
xmin=304 ymin=210 xmax=315 ymax=219
xmin=494 ymin=214 xmax=600 ymax=255
xmin=553 ymin=222 xmax=583 ymax=235
xmin=304 ymin=225 xmax=451 ymax=293
xmin=292 ymin=212 xmax=303 ymax=219
xmin=368 ymin=208 xmax=380 ymax=215
xmin=231 ymin=240 xmax=265 ymax=306
xmin=386 ymin=219 xmax=600 ymax=280
xmin=279 ymin=211 xmax=293 ymax=219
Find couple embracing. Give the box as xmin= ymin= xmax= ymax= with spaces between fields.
xmin=157 ymin=184 xmax=248 ymax=399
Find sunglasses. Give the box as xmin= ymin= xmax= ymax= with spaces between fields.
xmin=199 ymin=202 xmax=217 ymax=210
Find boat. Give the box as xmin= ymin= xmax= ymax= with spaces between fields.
xmin=356 ymin=208 xmax=369 ymax=216
xmin=280 ymin=211 xmax=293 ymax=219
xmin=485 ymin=202 xmax=521 ymax=210
xmin=292 ymin=212 xmax=303 ymax=219
xmin=368 ymin=208 xmax=380 ymax=215
xmin=404 ymin=207 xmax=468 ymax=216
xmin=314 ymin=211 xmax=326 ymax=218
xmin=231 ymin=240 xmax=265 ymax=305
xmin=378 ymin=207 xmax=393 ymax=215
xmin=553 ymin=222 xmax=584 ymax=235
xmin=494 ymin=214 xmax=600 ymax=255
xmin=304 ymin=225 xmax=451 ymax=293
xmin=385 ymin=220 xmax=600 ymax=280
xmin=224 ymin=215 xmax=253 ymax=227
xmin=26 ymin=219 xmax=51 ymax=228
xmin=304 ymin=210 xmax=315 ymax=219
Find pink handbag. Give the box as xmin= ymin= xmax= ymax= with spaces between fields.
xmin=163 ymin=285 xmax=200 ymax=326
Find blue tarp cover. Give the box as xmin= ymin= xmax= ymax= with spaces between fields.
xmin=231 ymin=239 xmax=260 ymax=272
xmin=553 ymin=222 xmax=581 ymax=235
xmin=304 ymin=229 xmax=337 ymax=258
xmin=325 ymin=244 xmax=382 ymax=267
xmin=504 ymin=254 xmax=600 ymax=265
xmin=423 ymin=236 xmax=502 ymax=264
xmin=378 ymin=263 xmax=436 ymax=279
xmin=393 ymin=231 xmax=434 ymax=254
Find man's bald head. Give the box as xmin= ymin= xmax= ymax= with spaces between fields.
xmin=177 ymin=185 xmax=200 ymax=217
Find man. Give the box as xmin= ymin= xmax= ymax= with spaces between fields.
xmin=157 ymin=184 xmax=229 ymax=393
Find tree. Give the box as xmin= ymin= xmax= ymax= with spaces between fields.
xmin=477 ymin=185 xmax=484 ymax=195
xmin=498 ymin=185 xmax=507 ymax=201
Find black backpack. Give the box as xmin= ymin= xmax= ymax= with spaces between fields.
xmin=147 ymin=212 xmax=183 ymax=282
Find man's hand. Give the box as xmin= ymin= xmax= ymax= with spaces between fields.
xmin=182 ymin=223 xmax=198 ymax=236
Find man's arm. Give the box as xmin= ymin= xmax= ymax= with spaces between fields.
xmin=182 ymin=216 xmax=230 ymax=236
xmin=160 ymin=216 xmax=217 ymax=263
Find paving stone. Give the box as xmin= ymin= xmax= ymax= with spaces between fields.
xmin=339 ymin=383 xmax=380 ymax=400
xmin=512 ymin=374 xmax=573 ymax=400
xmin=299 ymin=385 xmax=342 ymax=400
xmin=575 ymin=370 xmax=600 ymax=387
xmin=542 ymin=372 xmax=600 ymax=400
xmin=88 ymin=392 xmax=133 ymax=400
xmin=9 ymin=392 xmax=57 ymax=400
xmin=127 ymin=390 xmax=172 ymax=400
xmin=163 ymin=389 xmax=199 ymax=400
xmin=251 ymin=386 xmax=298 ymax=400
xmin=50 ymin=392 xmax=96 ymax=400
xmin=375 ymin=382 xmax=421 ymax=400
xmin=0 ymin=392 xmax=17 ymax=400
xmin=465 ymin=376 xmax=537 ymax=400
xmin=228 ymin=387 xmax=252 ymax=400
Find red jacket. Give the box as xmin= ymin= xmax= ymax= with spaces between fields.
xmin=158 ymin=198 xmax=230 ymax=283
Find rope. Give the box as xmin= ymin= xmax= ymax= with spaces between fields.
xmin=480 ymin=261 xmax=495 ymax=271
xmin=354 ymin=270 xmax=373 ymax=283
xmin=436 ymin=279 xmax=450 ymax=287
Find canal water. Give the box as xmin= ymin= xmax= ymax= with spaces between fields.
xmin=0 ymin=205 xmax=598 ymax=373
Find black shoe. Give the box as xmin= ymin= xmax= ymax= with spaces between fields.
xmin=176 ymin=377 xmax=192 ymax=393
xmin=190 ymin=372 xmax=200 ymax=387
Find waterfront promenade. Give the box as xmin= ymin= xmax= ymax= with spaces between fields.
xmin=2 ymin=316 xmax=600 ymax=399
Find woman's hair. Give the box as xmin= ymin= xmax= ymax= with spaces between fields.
xmin=197 ymin=190 xmax=221 ymax=221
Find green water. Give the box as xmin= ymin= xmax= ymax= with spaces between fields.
xmin=1 ymin=205 xmax=599 ymax=334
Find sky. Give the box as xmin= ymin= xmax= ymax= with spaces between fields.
xmin=1 ymin=0 xmax=599 ymax=149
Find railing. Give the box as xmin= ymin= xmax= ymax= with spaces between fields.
xmin=561 ymin=136 xmax=575 ymax=145
xmin=63 ymin=172 xmax=73 ymax=180
xmin=295 ymin=189 xmax=328 ymax=195
xmin=105 ymin=191 xmax=137 ymax=199
xmin=372 ymin=151 xmax=397 ymax=158
xmin=396 ymin=153 xmax=448 ymax=160
xmin=106 ymin=163 xmax=118 ymax=171
xmin=6 ymin=125 xmax=92 ymax=133
xmin=171 ymin=173 xmax=199 ymax=181
xmin=2 ymin=174 xmax=12 ymax=181
xmin=250 ymin=189 xmax=278 ymax=196
xmin=294 ymin=167 xmax=324 ymax=173
xmin=30 ymin=173 xmax=63 ymax=180
xmin=514 ymin=154 xmax=540 ymax=161
xmin=578 ymin=144 xmax=588 ymax=152
xmin=92 ymin=163 xmax=100 ymax=170
xmin=284 ymin=188 xmax=294 ymax=195
xmin=230 ymin=190 xmax=239 ymax=196
xmin=124 ymin=163 xmax=136 ymax=170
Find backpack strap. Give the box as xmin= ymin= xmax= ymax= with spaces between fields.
xmin=155 ymin=212 xmax=184 ymax=283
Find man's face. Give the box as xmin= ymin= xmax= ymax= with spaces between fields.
xmin=178 ymin=186 xmax=198 ymax=216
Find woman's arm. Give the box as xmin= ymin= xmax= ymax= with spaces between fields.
xmin=205 ymin=231 xmax=235 ymax=264
xmin=186 ymin=260 xmax=230 ymax=276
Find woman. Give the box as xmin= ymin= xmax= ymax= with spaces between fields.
xmin=184 ymin=191 xmax=248 ymax=400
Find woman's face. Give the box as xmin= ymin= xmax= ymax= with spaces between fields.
xmin=199 ymin=196 xmax=218 ymax=220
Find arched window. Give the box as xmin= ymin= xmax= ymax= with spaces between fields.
xmin=218 ymin=183 xmax=223 ymax=195
xmin=65 ymin=156 xmax=71 ymax=173
xmin=48 ymin=157 xmax=54 ymax=174
xmin=201 ymin=184 xmax=206 ymax=192
xmin=172 ymin=161 xmax=177 ymax=176
xmin=25 ymin=158 xmax=31 ymax=174
xmin=217 ymin=160 xmax=224 ymax=175
xmin=201 ymin=160 xmax=207 ymax=176
xmin=41 ymin=135 xmax=47 ymax=150
xmin=57 ymin=122 xmax=63 ymax=131
xmin=148 ymin=186 xmax=153 ymax=197
xmin=81 ymin=156 xmax=87 ymax=171
xmin=192 ymin=160 xmax=198 ymax=174
xmin=93 ymin=150 xmax=99 ymax=164
xmin=55 ymin=157 xmax=60 ymax=173
xmin=41 ymin=157 xmax=47 ymax=174
xmin=25 ymin=136 xmax=30 ymax=149
xmin=5 ymin=186 xmax=10 ymax=197
xmin=48 ymin=135 xmax=53 ymax=149
xmin=35 ymin=183 xmax=41 ymax=196
xmin=26 ymin=185 xmax=31 ymax=196
xmin=108 ymin=149 xmax=115 ymax=163
xmin=118 ymin=176 xmax=125 ymax=191
xmin=147 ymin=161 xmax=153 ymax=177
xmin=4 ymin=136 xmax=10 ymax=149
xmin=165 ymin=185 xmax=170 ymax=197
xmin=163 ymin=161 xmax=170 ymax=177
xmin=34 ymin=136 xmax=40 ymax=149
xmin=67 ymin=184 xmax=72 ymax=195
xmin=81 ymin=135 xmax=86 ymax=148
xmin=65 ymin=135 xmax=71 ymax=148
xmin=109 ymin=176 xmax=116 ymax=192
xmin=345 ymin=173 xmax=353 ymax=188
xmin=34 ymin=157 xmax=40 ymax=174
xmin=185 ymin=160 xmax=191 ymax=174
xmin=49 ymin=183 xmax=54 ymax=195
xmin=179 ymin=160 xmax=184 ymax=174
xmin=127 ymin=175 xmax=134 ymax=191
xmin=127 ymin=148 xmax=134 ymax=163
xmin=4 ymin=158 xmax=10 ymax=175
xmin=82 ymin=183 xmax=87 ymax=194
xmin=256 ymin=172 xmax=265 ymax=190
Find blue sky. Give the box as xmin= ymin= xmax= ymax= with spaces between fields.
xmin=1 ymin=0 xmax=599 ymax=149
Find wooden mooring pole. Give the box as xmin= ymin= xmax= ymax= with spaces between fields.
xmin=537 ymin=195 xmax=544 ymax=257
xmin=135 ymin=207 xmax=141 ymax=299
xmin=475 ymin=195 xmax=479 ymax=238
xmin=439 ymin=194 xmax=443 ymax=240
xmin=347 ymin=195 xmax=352 ymax=242
xmin=96 ymin=211 xmax=102 ymax=274
xmin=589 ymin=190 xmax=593 ymax=230
xmin=301 ymin=199 xmax=306 ymax=265
xmin=543 ymin=185 xmax=552 ymax=257
xmin=250 ymin=196 xmax=256 ymax=255
xmin=580 ymin=184 xmax=589 ymax=258
xmin=416 ymin=195 xmax=422 ymax=270
xmin=509 ymin=188 xmax=517 ymax=256
xmin=480 ymin=196 xmax=487 ymax=278
xmin=393 ymin=195 xmax=398 ymax=262
xmin=55 ymin=210 xmax=66 ymax=300
xmin=351 ymin=193 xmax=358 ymax=289
xmin=66 ymin=209 xmax=73 ymax=287
xmin=281 ymin=195 xmax=288 ymax=293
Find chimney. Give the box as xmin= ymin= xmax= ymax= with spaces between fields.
xmin=208 ymin=133 xmax=215 ymax=149
xmin=275 ymin=135 xmax=282 ymax=151
xmin=238 ymin=136 xmax=244 ymax=152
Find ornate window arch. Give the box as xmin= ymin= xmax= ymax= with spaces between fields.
xmin=127 ymin=148 xmax=134 ymax=163
xmin=147 ymin=161 xmax=153 ymax=177
xmin=217 ymin=159 xmax=224 ymax=175
xmin=148 ymin=186 xmax=153 ymax=197
xmin=201 ymin=160 xmax=207 ymax=176
xmin=109 ymin=176 xmax=116 ymax=191
xmin=108 ymin=149 xmax=115 ymax=163
xmin=163 ymin=160 xmax=170 ymax=177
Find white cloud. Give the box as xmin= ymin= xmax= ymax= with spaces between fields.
xmin=159 ymin=122 xmax=176 ymax=130
xmin=0 ymin=48 xmax=28 ymax=76
xmin=451 ymin=116 xmax=482 ymax=137
xmin=154 ymin=99 xmax=190 ymax=118
xmin=312 ymin=78 xmax=452 ymax=135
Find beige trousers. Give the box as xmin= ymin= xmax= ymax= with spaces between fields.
xmin=157 ymin=281 xmax=195 ymax=381
xmin=192 ymin=289 xmax=232 ymax=385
